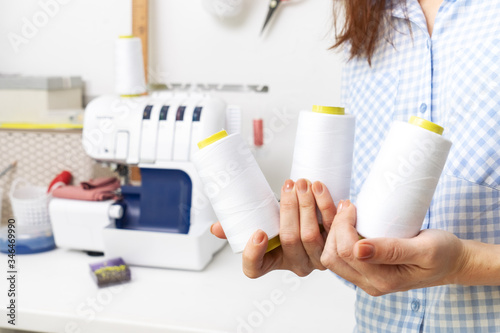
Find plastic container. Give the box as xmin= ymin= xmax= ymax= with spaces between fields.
xmin=9 ymin=178 xmax=51 ymax=231
xmin=0 ymin=178 xmax=55 ymax=254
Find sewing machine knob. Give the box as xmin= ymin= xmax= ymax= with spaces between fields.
xmin=108 ymin=204 xmax=124 ymax=219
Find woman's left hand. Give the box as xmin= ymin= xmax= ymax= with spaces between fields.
xmin=319 ymin=200 xmax=469 ymax=296
xmin=211 ymin=179 xmax=337 ymax=278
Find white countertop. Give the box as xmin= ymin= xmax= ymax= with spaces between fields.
xmin=0 ymin=245 xmax=355 ymax=333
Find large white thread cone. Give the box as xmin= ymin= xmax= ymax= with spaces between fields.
xmin=115 ymin=36 xmax=146 ymax=96
xmin=356 ymin=118 xmax=452 ymax=239
xmin=290 ymin=106 xmax=355 ymax=206
xmin=193 ymin=131 xmax=280 ymax=253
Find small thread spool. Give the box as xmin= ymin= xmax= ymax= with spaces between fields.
xmin=193 ymin=130 xmax=280 ymax=254
xmin=253 ymin=118 xmax=264 ymax=147
xmin=290 ymin=105 xmax=356 ymax=205
xmin=115 ymin=36 xmax=146 ymax=97
xmin=356 ymin=116 xmax=452 ymax=239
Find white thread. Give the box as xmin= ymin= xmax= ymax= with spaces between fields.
xmin=290 ymin=111 xmax=356 ymax=205
xmin=193 ymin=133 xmax=279 ymax=253
xmin=115 ymin=37 xmax=146 ymax=96
xmin=356 ymin=121 xmax=452 ymax=239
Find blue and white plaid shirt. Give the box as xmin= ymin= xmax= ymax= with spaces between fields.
xmin=342 ymin=0 xmax=500 ymax=331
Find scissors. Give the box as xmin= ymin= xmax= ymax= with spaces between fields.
xmin=261 ymin=0 xmax=287 ymax=35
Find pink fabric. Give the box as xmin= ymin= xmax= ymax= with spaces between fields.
xmin=52 ymin=177 xmax=120 ymax=201
xmin=80 ymin=177 xmax=118 ymax=190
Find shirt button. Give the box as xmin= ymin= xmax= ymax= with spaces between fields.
xmin=419 ymin=103 xmax=427 ymax=113
xmin=411 ymin=300 xmax=420 ymax=312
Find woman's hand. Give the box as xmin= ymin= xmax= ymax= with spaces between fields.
xmin=211 ymin=178 xmax=336 ymax=278
xmin=319 ymin=200 xmax=468 ymax=296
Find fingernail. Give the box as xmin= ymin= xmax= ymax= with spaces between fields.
xmin=253 ymin=231 xmax=265 ymax=245
xmin=312 ymin=182 xmax=323 ymax=195
xmin=344 ymin=200 xmax=351 ymax=208
xmin=296 ymin=179 xmax=308 ymax=194
xmin=337 ymin=200 xmax=344 ymax=213
xmin=283 ymin=179 xmax=294 ymax=193
xmin=357 ymin=244 xmax=374 ymax=259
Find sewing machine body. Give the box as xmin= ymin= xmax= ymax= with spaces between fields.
xmin=51 ymin=92 xmax=229 ymax=270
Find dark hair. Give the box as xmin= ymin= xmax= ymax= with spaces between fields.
xmin=331 ymin=0 xmax=408 ymax=65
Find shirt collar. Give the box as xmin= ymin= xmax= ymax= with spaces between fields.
xmin=391 ymin=0 xmax=429 ymax=35
xmin=392 ymin=0 xmax=470 ymax=19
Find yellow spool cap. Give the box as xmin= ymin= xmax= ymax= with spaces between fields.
xmin=119 ymin=35 xmax=135 ymax=39
xmin=266 ymin=235 xmax=281 ymax=253
xmin=198 ymin=130 xmax=228 ymax=149
xmin=312 ymin=105 xmax=345 ymax=115
xmin=409 ymin=116 xmax=444 ymax=135
xmin=120 ymin=94 xmax=144 ymax=98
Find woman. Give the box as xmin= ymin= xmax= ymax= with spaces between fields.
xmin=213 ymin=0 xmax=500 ymax=331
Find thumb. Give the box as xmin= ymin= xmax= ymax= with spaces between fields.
xmin=210 ymin=221 xmax=227 ymax=239
xmin=354 ymin=237 xmax=422 ymax=265
xmin=242 ymin=230 xmax=271 ymax=278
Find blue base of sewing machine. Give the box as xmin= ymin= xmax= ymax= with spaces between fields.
xmin=116 ymin=168 xmax=192 ymax=234
xmin=103 ymin=164 xmax=226 ymax=270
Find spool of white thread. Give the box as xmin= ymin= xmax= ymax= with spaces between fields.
xmin=115 ymin=36 xmax=146 ymax=97
xmin=290 ymin=105 xmax=356 ymax=205
xmin=356 ymin=116 xmax=452 ymax=239
xmin=193 ymin=130 xmax=280 ymax=254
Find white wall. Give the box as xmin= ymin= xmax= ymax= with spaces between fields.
xmin=0 ymin=0 xmax=132 ymax=97
xmin=0 ymin=0 xmax=345 ymax=194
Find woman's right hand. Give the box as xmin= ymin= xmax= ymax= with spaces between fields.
xmin=210 ymin=178 xmax=337 ymax=278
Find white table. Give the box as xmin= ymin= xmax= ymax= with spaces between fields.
xmin=0 ymin=245 xmax=355 ymax=333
